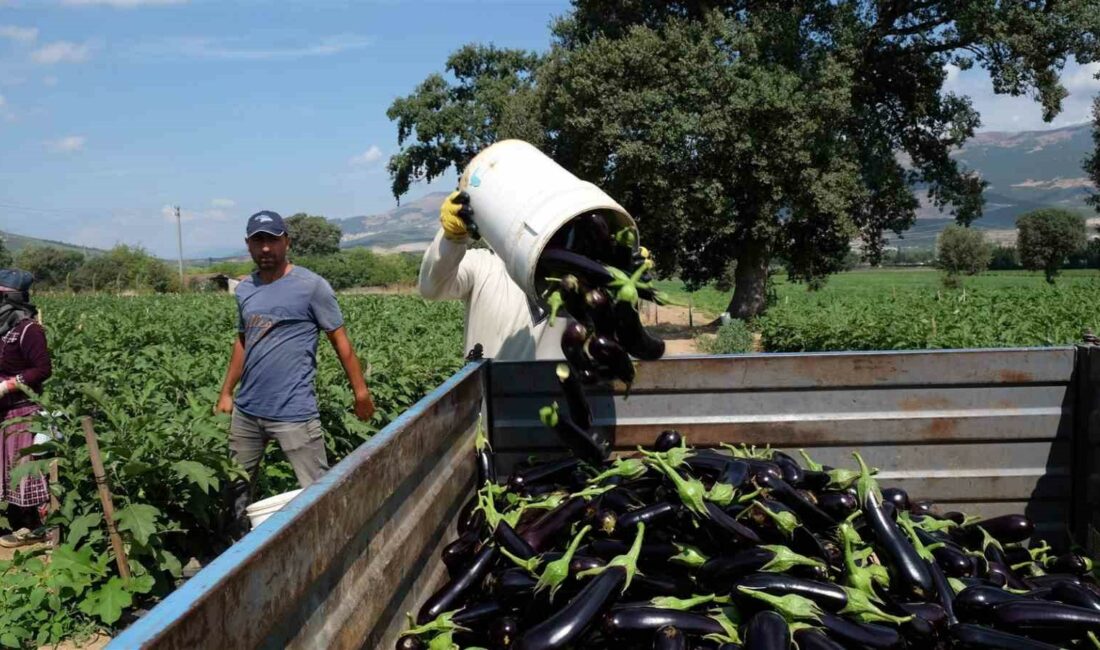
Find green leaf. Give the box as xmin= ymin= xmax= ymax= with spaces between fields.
xmin=49 ymin=544 xmax=100 ymax=577
xmin=125 ymin=574 xmax=156 ymax=595
xmin=67 ymin=512 xmax=102 ymax=545
xmin=116 ymin=503 xmax=161 ymax=546
xmin=172 ymin=460 xmax=218 ymax=493
xmin=90 ymin=577 xmax=133 ymax=624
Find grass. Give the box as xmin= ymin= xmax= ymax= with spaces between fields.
xmin=655 ymin=268 xmax=1100 ymax=316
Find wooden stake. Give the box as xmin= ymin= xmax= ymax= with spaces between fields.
xmin=82 ymin=417 xmax=130 ymax=579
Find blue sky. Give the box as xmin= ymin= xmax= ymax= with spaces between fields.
xmin=0 ymin=0 xmax=1097 ymax=258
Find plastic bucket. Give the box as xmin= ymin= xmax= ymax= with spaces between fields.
xmin=458 ymin=140 xmax=636 ymax=299
xmin=245 ymin=489 xmax=302 ymax=529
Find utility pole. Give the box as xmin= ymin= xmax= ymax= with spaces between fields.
xmin=175 ymin=205 xmax=184 ymax=290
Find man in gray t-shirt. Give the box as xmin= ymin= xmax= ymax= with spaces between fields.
xmin=216 ymin=210 xmax=375 ymax=536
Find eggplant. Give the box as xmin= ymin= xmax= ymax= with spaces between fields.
xmin=602 ymin=607 xmax=726 ymax=637
xmin=571 ymin=212 xmax=612 ymax=259
xmin=815 ymin=491 xmax=858 ymax=521
xmin=926 ymin=557 xmax=959 ymax=626
xmin=587 ymin=334 xmax=636 ymax=384
xmin=584 ymin=289 xmax=618 ymax=337
xmin=817 ymin=613 xmax=902 ymax=649
xmin=616 ymin=502 xmax=680 ymax=531
xmin=955 ymin=585 xmax=1037 ymax=622
xmin=880 ymin=487 xmax=910 ymax=512
xmin=732 ymin=573 xmax=847 ymax=612
xmin=792 ymin=628 xmax=845 ymax=650
xmin=703 ymin=501 xmax=762 ymax=544
xmin=539 ymin=402 xmax=608 ymax=466
xmin=899 ymin=601 xmax=947 ymax=627
xmin=560 ymin=320 xmax=599 ymax=382
xmin=555 ymin=363 xmax=593 ymax=432
xmin=513 ymin=564 xmax=626 ymax=650
xmin=520 ymin=497 xmax=587 ymax=552
xmin=613 ymin=300 xmax=665 ymax=361
xmin=1046 ymin=552 xmax=1093 ymax=576
xmin=495 ymin=521 xmax=537 ymax=560
xmin=743 ymin=610 xmax=790 ymax=650
xmin=771 ymin=451 xmax=805 ymax=488
xmin=699 ymin=545 xmax=824 ymax=588
xmin=909 ymin=500 xmax=936 ymax=516
xmin=538 ymin=247 xmax=615 ymax=286
xmin=949 ymin=623 xmax=1062 ymax=649
xmin=853 ymin=454 xmax=933 ymax=599
xmin=510 ymin=458 xmax=581 ymax=492
xmin=1050 ymin=580 xmax=1100 ymax=613
xmin=487 ymin=567 xmax=538 ymax=598
xmin=653 ymin=430 xmax=682 ymax=452
xmin=490 ymin=616 xmax=520 ymax=649
xmin=957 ymin=515 xmax=1034 ymax=546
xmin=652 ymin=625 xmax=686 ymax=650
xmin=442 ymin=528 xmax=480 ymax=577
xmin=395 ymin=636 xmax=426 ymax=650
xmin=453 ymin=601 xmax=506 ymax=626
xmin=990 ymin=600 xmax=1100 ymax=641
xmin=932 ymin=540 xmax=975 ymax=578
xmin=588 ymin=539 xmax=679 ymax=562
xmin=755 ymin=473 xmax=837 ymax=532
xmin=418 ymin=544 xmax=498 ymax=624
xmin=799 ymin=470 xmax=832 ymax=492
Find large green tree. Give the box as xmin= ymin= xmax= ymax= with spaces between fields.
xmin=0 ymin=236 xmax=12 ymax=268
xmin=937 ymin=225 xmax=991 ymax=284
xmin=15 ymin=246 xmax=85 ymax=288
xmin=286 ymin=213 xmax=342 ymax=257
xmin=388 ymin=1 xmax=1099 ymax=317
xmin=1017 ymin=208 xmax=1087 ymax=284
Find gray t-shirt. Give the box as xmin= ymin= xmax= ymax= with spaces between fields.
xmin=234 ymin=266 xmax=344 ymax=421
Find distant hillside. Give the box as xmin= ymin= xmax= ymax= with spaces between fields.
xmin=890 ymin=124 xmax=1097 ymax=248
xmin=331 ymin=192 xmax=449 ymax=253
xmin=0 ymin=230 xmax=102 ymax=256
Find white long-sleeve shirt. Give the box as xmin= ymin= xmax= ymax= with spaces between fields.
xmin=418 ymin=229 xmax=564 ymax=361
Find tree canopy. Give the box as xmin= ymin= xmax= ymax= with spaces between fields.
xmin=1016 ymin=208 xmax=1087 ymax=284
xmin=286 ymin=213 xmax=342 ymax=257
xmin=388 ymin=1 xmax=1100 ymax=317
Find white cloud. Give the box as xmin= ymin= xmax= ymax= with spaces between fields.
xmin=31 ymin=41 xmax=92 ymax=65
xmin=48 ymin=135 xmax=86 ymax=152
xmin=211 ymin=198 xmax=235 ymax=208
xmin=944 ymin=59 xmax=1100 ymax=132
xmin=62 ymin=0 xmax=185 ymax=6
xmin=0 ymin=25 xmax=38 ymax=44
xmin=146 ymin=34 xmax=371 ymax=62
xmin=349 ymin=145 xmax=383 ymax=166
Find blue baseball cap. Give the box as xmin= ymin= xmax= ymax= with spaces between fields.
xmin=0 ymin=269 xmax=33 ymax=292
xmin=246 ymin=210 xmax=287 ymax=238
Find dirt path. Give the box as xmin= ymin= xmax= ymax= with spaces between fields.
xmin=637 ymin=302 xmax=718 ymax=355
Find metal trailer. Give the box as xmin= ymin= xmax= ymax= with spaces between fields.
xmin=110 ymin=346 xmax=1100 ymax=650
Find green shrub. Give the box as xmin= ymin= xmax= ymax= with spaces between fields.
xmin=701 ymin=319 xmax=756 ymax=354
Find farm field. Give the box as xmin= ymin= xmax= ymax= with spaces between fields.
xmin=655 ymin=268 xmax=1100 ymax=352
xmin=0 ymin=294 xmax=464 ymax=648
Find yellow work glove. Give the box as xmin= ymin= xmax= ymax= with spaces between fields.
xmin=440 ymin=190 xmax=476 ymax=241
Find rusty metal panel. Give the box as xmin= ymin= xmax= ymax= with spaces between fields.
xmin=110 ymin=361 xmax=486 ymax=650
xmin=491 ymin=348 xmax=1077 ymax=396
xmin=489 ymin=349 xmax=1077 ymax=544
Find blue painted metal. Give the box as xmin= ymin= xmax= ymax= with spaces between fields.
xmin=108 ymin=360 xmax=486 ymax=649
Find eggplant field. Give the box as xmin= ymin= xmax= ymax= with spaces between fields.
xmin=0 ymin=294 xmax=463 ymax=648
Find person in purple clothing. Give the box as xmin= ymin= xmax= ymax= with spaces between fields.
xmin=0 ymin=269 xmax=52 ymax=548
xmin=216 ymin=211 xmax=375 ymax=537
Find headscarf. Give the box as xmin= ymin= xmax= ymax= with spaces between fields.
xmin=0 ymin=269 xmax=37 ymax=338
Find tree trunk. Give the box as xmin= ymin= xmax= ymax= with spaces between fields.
xmin=724 ymin=240 xmax=770 ymax=319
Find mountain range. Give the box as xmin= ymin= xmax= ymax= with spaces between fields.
xmin=2 ymin=125 xmax=1096 ymax=257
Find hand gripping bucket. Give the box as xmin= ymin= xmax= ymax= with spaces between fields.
xmin=458 ymin=140 xmax=637 ymax=300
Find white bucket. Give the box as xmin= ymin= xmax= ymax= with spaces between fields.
xmin=245 ymin=489 xmax=302 ymax=529
xmin=458 ymin=140 xmax=636 ymax=299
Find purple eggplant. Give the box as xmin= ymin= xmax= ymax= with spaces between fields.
xmin=418 ymin=544 xmax=498 ymax=624
xmin=815 ymin=491 xmax=858 ymax=520
xmin=442 ymin=529 xmax=480 ymax=578
xmin=602 ymin=607 xmax=726 ymax=637
xmin=755 ymin=473 xmax=837 ymax=532
xmin=539 ymin=402 xmax=608 ymax=466
xmin=909 ymin=500 xmax=936 ymax=516
xmin=1050 ymin=580 xmax=1100 ymax=613
xmin=703 ymin=501 xmax=763 ymax=544
xmin=584 ymin=288 xmax=618 ymax=337
xmin=495 ymin=521 xmax=537 ymax=560
xmin=949 ymin=623 xmax=1061 ymax=649
xmin=955 ymin=585 xmax=1037 ymax=622
xmin=926 ymin=557 xmax=959 ymax=626
xmin=489 ymin=616 xmax=519 ymax=649
xmin=487 ymin=567 xmax=538 ymax=598
xmin=538 ymin=247 xmax=615 ymax=286
xmin=880 ymin=487 xmax=910 ymax=512
xmin=453 ymin=601 xmax=506 ymax=626
xmin=554 ymin=363 xmax=593 ymax=432
xmin=586 ymin=334 xmax=636 ymax=384
xmin=509 ymin=458 xmax=581 ymax=492
xmin=817 ymin=613 xmax=902 ymax=649
xmin=513 ymin=566 xmax=624 ymax=650
xmin=560 ymin=320 xmax=599 ymax=383
xmin=957 ymin=515 xmax=1034 ymax=546
xmin=1046 ymin=552 xmax=1093 ymax=576
xmin=699 ymin=545 xmax=825 ymax=588
xmin=792 ymin=628 xmax=845 ymax=650
xmin=395 ymin=635 xmax=426 ymax=650
xmin=652 ymin=625 xmax=686 ymax=650
xmin=743 ymin=610 xmax=790 ymax=650
xmin=613 ymin=300 xmax=665 ymax=361
xmin=990 ymin=600 xmax=1100 ymax=641
xmin=732 ymin=573 xmax=847 ymax=611
xmin=520 ymin=497 xmax=587 ymax=553
xmin=616 ymin=502 xmax=680 ymax=531
xmin=771 ymin=451 xmax=805 ymax=487
xmin=653 ymin=430 xmax=682 ymax=452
